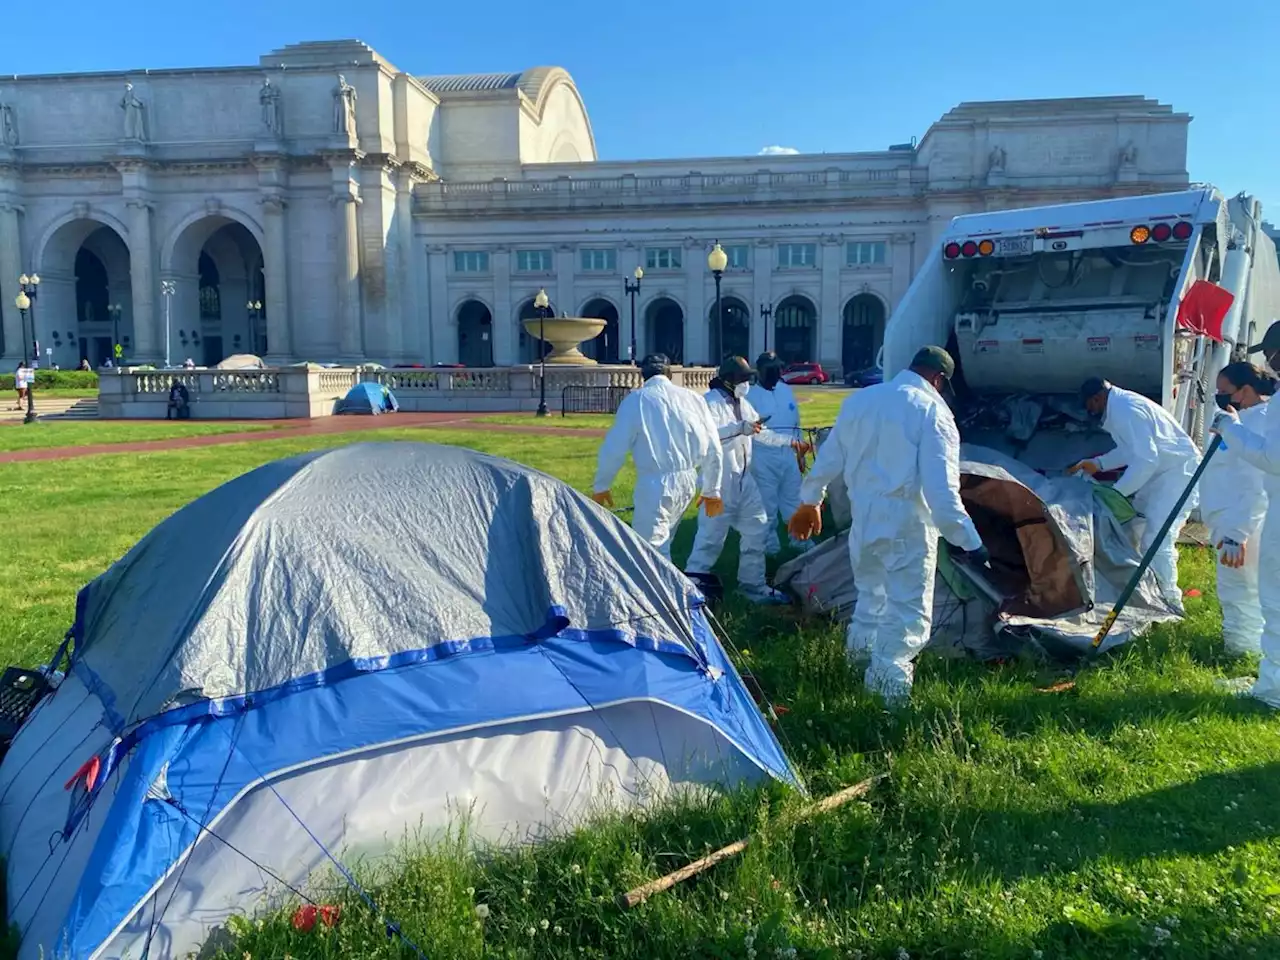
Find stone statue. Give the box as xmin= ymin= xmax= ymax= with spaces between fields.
xmin=1119 ymin=140 xmax=1139 ymax=168
xmin=333 ymin=74 xmax=357 ymax=137
xmin=120 ymin=82 xmax=147 ymax=141
xmin=260 ymin=76 xmax=283 ymax=137
xmin=988 ymin=144 xmax=1006 ymax=173
xmin=0 ymin=102 xmax=16 ymax=147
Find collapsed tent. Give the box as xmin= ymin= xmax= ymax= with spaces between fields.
xmin=337 ymin=380 xmax=399 ymax=414
xmin=0 ymin=442 xmax=797 ymax=960
xmin=776 ymin=442 xmax=1179 ymax=660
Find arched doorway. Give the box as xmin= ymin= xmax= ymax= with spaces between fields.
xmin=646 ymin=298 xmax=684 ymax=364
xmin=843 ymin=294 xmax=885 ymax=373
xmin=580 ymin=298 xmax=620 ymax=363
xmin=167 ymin=216 xmax=265 ymax=366
xmin=709 ymin=296 xmax=750 ymax=363
xmin=457 ymin=300 xmax=494 ymax=367
xmin=37 ymin=218 xmax=132 ymax=369
xmin=516 ymin=298 xmax=555 ymax=364
xmin=774 ymin=295 xmax=817 ymax=364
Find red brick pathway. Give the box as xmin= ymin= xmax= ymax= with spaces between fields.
xmin=0 ymin=413 xmax=609 ymax=464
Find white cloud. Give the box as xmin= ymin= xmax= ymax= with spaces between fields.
xmin=758 ymin=145 xmax=800 ymax=156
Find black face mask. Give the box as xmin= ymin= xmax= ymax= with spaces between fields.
xmin=761 ymin=367 xmax=782 ymax=389
xmin=1215 ymin=392 xmax=1236 ymax=412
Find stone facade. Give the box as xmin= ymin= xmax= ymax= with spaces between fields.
xmin=0 ymin=40 xmax=1190 ymax=374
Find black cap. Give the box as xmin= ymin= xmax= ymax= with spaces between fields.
xmin=1080 ymin=377 xmax=1109 ymax=401
xmin=639 ymin=354 xmax=670 ymax=379
xmin=717 ymin=355 xmax=754 ymax=384
xmin=755 ymin=351 xmax=782 ymax=370
xmin=1247 ymin=321 xmax=1280 ymax=356
xmin=910 ymin=345 xmax=955 ymax=380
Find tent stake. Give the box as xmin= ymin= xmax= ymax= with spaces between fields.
xmin=615 ymin=773 xmax=886 ymax=909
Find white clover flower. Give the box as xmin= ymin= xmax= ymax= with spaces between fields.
xmin=1153 ymin=926 xmax=1171 ymax=943
xmin=526 ymin=926 xmax=536 ymax=937
xmin=897 ymin=949 xmax=911 ymax=960
xmin=540 ymin=918 xmax=550 ymax=931
xmin=719 ymin=890 xmax=730 ymax=901
xmin=570 ymin=864 xmax=582 ymax=875
xmin=554 ymin=925 xmax=564 ymax=936
xmin=465 ymin=886 xmax=475 ymax=896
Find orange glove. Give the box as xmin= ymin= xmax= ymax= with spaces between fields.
xmin=788 ymin=504 xmax=822 ymax=541
xmin=699 ymin=496 xmax=725 ymax=518
xmin=592 ymin=490 xmax=614 ymax=507
xmin=1066 ymin=459 xmax=1101 ymax=477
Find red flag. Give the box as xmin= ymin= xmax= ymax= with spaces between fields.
xmin=1175 ymin=279 xmax=1234 ymax=342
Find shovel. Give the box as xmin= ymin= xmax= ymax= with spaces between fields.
xmin=1087 ymin=434 xmax=1222 ymax=653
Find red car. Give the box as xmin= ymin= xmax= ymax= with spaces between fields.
xmin=781 ymin=362 xmax=828 ymax=385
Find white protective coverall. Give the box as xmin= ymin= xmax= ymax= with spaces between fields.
xmin=800 ymin=369 xmax=982 ymax=701
xmin=1093 ymin=386 xmax=1200 ymax=607
xmin=746 ymin=378 xmax=803 ymax=554
xmin=594 ymin=375 xmax=723 ymax=558
xmin=1217 ymin=400 xmax=1280 ymax=706
xmin=1199 ymin=401 xmax=1268 ymax=654
xmin=686 ymin=387 xmax=790 ymax=597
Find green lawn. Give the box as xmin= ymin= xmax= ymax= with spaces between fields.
xmin=0 ymin=420 xmax=279 ymax=453
xmin=3 ymin=427 xmax=1276 ymax=960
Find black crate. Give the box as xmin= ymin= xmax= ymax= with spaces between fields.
xmin=0 ymin=667 xmax=53 ymax=749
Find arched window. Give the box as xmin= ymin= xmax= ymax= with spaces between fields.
xmin=773 ymin=295 xmax=816 ymax=364
xmin=457 ymin=300 xmax=495 ymax=367
xmin=842 ymin=294 xmax=886 ymax=373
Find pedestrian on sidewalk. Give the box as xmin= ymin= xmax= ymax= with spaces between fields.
xmin=13 ymin=363 xmax=28 ymax=410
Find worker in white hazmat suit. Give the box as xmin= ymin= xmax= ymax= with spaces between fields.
xmin=746 ymin=351 xmax=813 ymax=555
xmin=593 ymin=354 xmax=724 ymax=558
xmin=1200 ymin=362 xmax=1272 ymax=655
xmin=788 ymin=346 xmax=986 ymax=703
xmin=1069 ymin=378 xmax=1199 ymax=611
xmin=1212 ymin=321 xmax=1280 ymax=708
xmin=685 ymin=356 xmax=790 ymax=604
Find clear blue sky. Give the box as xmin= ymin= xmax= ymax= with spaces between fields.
xmin=7 ymin=0 xmax=1276 ymax=217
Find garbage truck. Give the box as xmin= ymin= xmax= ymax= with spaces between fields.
xmin=881 ymin=187 xmax=1280 ymax=470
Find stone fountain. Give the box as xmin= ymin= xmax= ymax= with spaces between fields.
xmin=521 ymin=316 xmax=606 ymax=365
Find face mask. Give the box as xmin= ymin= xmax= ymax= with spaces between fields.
xmin=1215 ymin=392 xmax=1236 ymax=412
xmin=734 ymin=381 xmax=750 ymax=399
xmin=761 ymin=368 xmax=782 ymax=389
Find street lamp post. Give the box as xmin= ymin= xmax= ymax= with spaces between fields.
xmin=15 ymin=273 xmax=40 ymax=424
xmin=106 ymin=303 xmax=123 ymax=366
xmin=161 ymin=280 xmax=176 ymax=367
xmin=534 ymin=288 xmax=551 ymax=418
xmin=623 ymin=266 xmax=643 ymax=365
xmin=760 ymin=301 xmax=773 ymax=353
xmin=707 ymin=242 xmax=728 ymax=362
xmin=246 ymin=300 xmax=263 ymax=358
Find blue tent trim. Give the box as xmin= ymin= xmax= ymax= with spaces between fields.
xmin=337 ymin=381 xmax=399 ymax=415
xmin=61 ymin=613 xmax=798 ymax=955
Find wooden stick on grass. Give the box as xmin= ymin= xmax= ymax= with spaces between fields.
xmin=616 ymin=773 xmax=886 ymax=909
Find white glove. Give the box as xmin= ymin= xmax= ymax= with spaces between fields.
xmin=1211 ymin=407 xmax=1239 ymax=435
xmin=1218 ymin=537 xmax=1246 ymax=569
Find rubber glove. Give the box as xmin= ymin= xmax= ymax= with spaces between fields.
xmin=1211 ymin=407 xmax=1239 ymax=436
xmin=591 ymin=490 xmax=614 ymax=507
xmin=1066 ymin=459 xmax=1101 ymax=477
xmin=948 ymin=541 xmax=991 ymax=568
xmin=1218 ymin=538 xmax=1246 ymax=569
xmin=698 ymin=496 xmax=725 ymax=518
xmin=788 ymin=504 xmax=822 ymax=541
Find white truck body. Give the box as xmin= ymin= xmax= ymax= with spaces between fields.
xmin=883 ymin=187 xmax=1280 ymax=464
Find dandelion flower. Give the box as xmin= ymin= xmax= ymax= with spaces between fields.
xmin=474 ymin=904 xmax=490 ymax=920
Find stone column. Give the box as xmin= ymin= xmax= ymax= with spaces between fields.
xmin=683 ymin=239 xmax=708 ymax=365
xmin=492 ymin=247 xmax=513 ymax=365
xmin=752 ymin=240 xmax=773 ymax=357
xmin=554 ymin=245 xmax=575 ymax=317
xmin=261 ymin=195 xmax=292 ymax=363
xmin=126 ymin=198 xmax=158 ymax=363
xmin=394 ymin=168 xmax=416 ymax=364
xmin=0 ymin=201 xmax=22 ymax=363
xmin=889 ymin=233 xmax=915 ymax=311
xmin=426 ymin=244 xmax=450 ymax=363
xmin=333 ymin=187 xmax=363 ymax=360
xmin=819 ymin=235 xmax=843 ymax=370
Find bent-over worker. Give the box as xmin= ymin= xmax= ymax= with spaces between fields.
xmin=788 ymin=345 xmax=986 ymax=703
xmin=1211 ymin=321 xmax=1280 ymax=708
xmin=747 ymin=351 xmax=813 ymax=555
xmin=1070 ymin=378 xmax=1199 ymax=611
xmin=593 ymin=354 xmax=723 ymax=558
xmin=685 ymin=356 xmax=790 ymax=604
xmin=1200 ymin=362 xmax=1272 ymax=655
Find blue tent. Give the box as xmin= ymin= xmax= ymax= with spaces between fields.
xmin=0 ymin=442 xmax=799 ymax=959
xmin=337 ymin=381 xmax=398 ymax=414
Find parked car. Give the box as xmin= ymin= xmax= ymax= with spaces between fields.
xmin=844 ymin=364 xmax=883 ymax=388
xmin=781 ymin=362 xmax=828 ymax=385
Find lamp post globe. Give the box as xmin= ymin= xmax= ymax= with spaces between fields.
xmin=534 ymin=288 xmax=551 ymax=418
xmin=707 ymin=242 xmax=727 ymax=363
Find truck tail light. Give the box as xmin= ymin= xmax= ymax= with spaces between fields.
xmin=1130 ymin=225 xmax=1151 ymax=244
xmin=1172 ymin=221 xmax=1193 ymax=240
xmin=961 ymin=241 xmax=978 ymax=258
xmin=1152 ymin=223 xmax=1172 ymax=242
xmin=944 ymin=242 xmax=961 ymax=260
xmin=977 ymin=239 xmax=995 ymax=256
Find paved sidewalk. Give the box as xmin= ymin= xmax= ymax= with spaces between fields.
xmin=0 ymin=412 xmax=608 ymax=464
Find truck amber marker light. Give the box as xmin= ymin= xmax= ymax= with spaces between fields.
xmin=1130 ymin=225 xmax=1151 ymax=244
